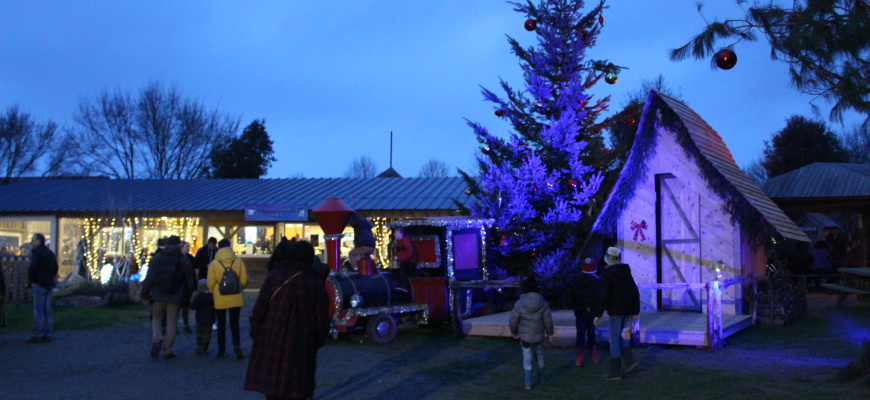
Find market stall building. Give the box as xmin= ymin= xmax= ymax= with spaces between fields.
xmin=0 ymin=177 xmax=471 ymax=286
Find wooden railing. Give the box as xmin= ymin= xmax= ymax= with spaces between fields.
xmin=1 ymin=256 xmax=32 ymax=309
xmin=637 ymin=275 xmax=754 ymax=350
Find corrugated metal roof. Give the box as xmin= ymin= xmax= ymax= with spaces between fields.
xmin=0 ymin=177 xmax=472 ymax=213
xmin=762 ymin=163 xmax=870 ymax=199
xmin=655 ymin=91 xmax=809 ymax=242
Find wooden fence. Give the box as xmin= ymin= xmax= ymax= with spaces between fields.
xmin=1 ymin=256 xmax=32 ymax=309
xmin=637 ymin=275 xmax=755 ymax=350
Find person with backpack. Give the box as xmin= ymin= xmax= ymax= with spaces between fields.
xmin=141 ymin=235 xmax=195 ymax=359
xmin=207 ymin=238 xmax=248 ymax=360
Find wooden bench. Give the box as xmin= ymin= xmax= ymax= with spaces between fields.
xmin=820 ymin=283 xmax=870 ymax=308
xmin=790 ymin=274 xmax=839 ymax=292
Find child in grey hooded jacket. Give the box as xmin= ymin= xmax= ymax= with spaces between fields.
xmin=509 ymin=275 xmax=554 ymax=390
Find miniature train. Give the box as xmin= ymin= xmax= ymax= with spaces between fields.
xmin=324 ymin=217 xmax=517 ymax=343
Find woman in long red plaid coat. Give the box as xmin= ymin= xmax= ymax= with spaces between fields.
xmin=244 ymin=241 xmax=330 ymax=400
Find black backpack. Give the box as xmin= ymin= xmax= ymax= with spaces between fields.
xmin=158 ymin=254 xmax=183 ymax=295
xmin=218 ymin=260 xmax=241 ymax=295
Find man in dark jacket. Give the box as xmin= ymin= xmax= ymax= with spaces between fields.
xmin=193 ymin=237 xmax=218 ymax=280
xmin=566 ymin=258 xmax=600 ymax=366
xmin=141 ymin=235 xmax=195 ymax=359
xmin=245 ymin=240 xmax=330 ymax=399
xmin=594 ymin=247 xmax=640 ymax=380
xmin=26 ymin=233 xmax=58 ymax=343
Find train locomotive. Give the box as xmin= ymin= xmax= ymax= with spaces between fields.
xmin=317 ymin=207 xmax=505 ymax=342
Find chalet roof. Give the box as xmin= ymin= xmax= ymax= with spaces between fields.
xmin=762 ymin=163 xmax=870 ymax=199
xmin=0 ymin=177 xmax=470 ymax=213
xmin=593 ymin=90 xmax=809 ymax=243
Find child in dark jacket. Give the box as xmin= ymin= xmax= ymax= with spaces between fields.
xmin=566 ymin=258 xmax=600 ymax=366
xmin=189 ymin=279 xmax=215 ymax=355
xmin=509 ymin=275 xmax=554 ymax=390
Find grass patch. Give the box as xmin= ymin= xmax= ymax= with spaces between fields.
xmin=0 ymin=302 xmax=150 ymax=335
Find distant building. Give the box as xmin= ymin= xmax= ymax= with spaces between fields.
xmin=0 ymin=177 xmax=471 ymax=285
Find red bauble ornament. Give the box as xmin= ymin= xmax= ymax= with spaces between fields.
xmin=568 ymin=178 xmax=578 ymax=189
xmin=714 ymin=49 xmax=737 ymax=70
xmin=532 ymin=184 xmax=538 ymax=196
xmin=598 ymin=15 xmax=604 ymax=25
xmin=499 ymin=233 xmax=509 ymax=247
xmin=624 ymin=116 xmax=636 ymax=125
xmin=579 ymin=29 xmax=588 ymax=39
xmin=524 ymin=19 xmax=536 ymax=31
xmin=530 ymin=250 xmax=539 ymax=258
xmin=495 ymin=109 xmax=505 ymax=117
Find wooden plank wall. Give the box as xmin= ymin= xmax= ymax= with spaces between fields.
xmin=617 ymin=125 xmax=743 ymax=313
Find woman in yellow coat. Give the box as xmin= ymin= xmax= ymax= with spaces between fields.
xmin=207 ymin=238 xmax=248 ymax=359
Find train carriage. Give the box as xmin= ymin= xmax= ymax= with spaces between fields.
xmin=325 ymin=216 xmax=516 ymax=342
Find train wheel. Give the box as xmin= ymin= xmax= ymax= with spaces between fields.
xmin=366 ymin=314 xmax=397 ymax=343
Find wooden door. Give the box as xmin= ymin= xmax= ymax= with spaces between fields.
xmin=656 ymin=174 xmax=702 ymax=311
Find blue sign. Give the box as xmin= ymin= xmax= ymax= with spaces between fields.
xmin=244 ymin=204 xmax=308 ymax=221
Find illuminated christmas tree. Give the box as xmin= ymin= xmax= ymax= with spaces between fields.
xmin=460 ymin=0 xmax=622 ymax=291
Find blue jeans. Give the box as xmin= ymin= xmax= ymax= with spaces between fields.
xmin=521 ymin=341 xmax=544 ymax=370
xmin=608 ymin=314 xmax=631 ymax=359
xmin=32 ymin=284 xmax=54 ymax=337
xmin=575 ymin=311 xmax=596 ymax=348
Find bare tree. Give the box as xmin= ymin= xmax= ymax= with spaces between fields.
xmin=343 ymin=155 xmax=378 ymax=178
xmin=73 ymin=82 xmax=238 ymax=179
xmin=419 ymin=158 xmax=450 ymax=177
xmin=138 ymin=82 xmax=238 ymax=179
xmin=0 ymin=105 xmax=61 ymax=184
xmin=73 ymin=90 xmax=140 ymax=179
xmin=842 ymin=124 xmax=870 ymax=164
xmin=743 ymin=159 xmax=768 ymax=187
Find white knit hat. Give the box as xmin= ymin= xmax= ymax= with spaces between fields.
xmin=604 ymin=247 xmax=621 ymax=265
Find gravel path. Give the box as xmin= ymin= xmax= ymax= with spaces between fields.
xmin=2 ymin=292 xmax=869 ymax=400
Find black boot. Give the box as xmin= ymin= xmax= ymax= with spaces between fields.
xmin=606 ymin=358 xmax=623 ymax=380
xmin=621 ymin=347 xmax=638 ymax=374
xmin=195 ymin=337 xmax=204 ymax=355
xmin=202 ymin=341 xmax=209 ymax=355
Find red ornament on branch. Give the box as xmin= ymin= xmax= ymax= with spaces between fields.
xmin=495 ymin=109 xmax=505 ymax=117
xmin=714 ymin=48 xmax=737 ymax=70
xmin=524 ymin=19 xmax=536 ymax=31
xmin=568 ymin=178 xmax=578 ymax=189
xmin=624 ymin=116 xmax=636 ymax=125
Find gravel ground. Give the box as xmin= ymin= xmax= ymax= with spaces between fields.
xmin=2 ymin=291 xmax=869 ymax=400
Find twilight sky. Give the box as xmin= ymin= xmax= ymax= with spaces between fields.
xmin=1 ymin=1 xmax=862 ymax=179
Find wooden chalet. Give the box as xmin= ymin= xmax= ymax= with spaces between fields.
xmin=588 ymin=90 xmax=810 ymax=347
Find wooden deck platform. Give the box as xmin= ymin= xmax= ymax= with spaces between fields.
xmin=461 ymin=310 xmax=752 ymax=347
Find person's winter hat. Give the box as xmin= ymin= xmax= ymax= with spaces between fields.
xmin=604 ymin=247 xmax=622 ymax=265
xmin=582 ymin=258 xmax=597 ymax=273
xmin=521 ymin=275 xmax=540 ymax=294
xmin=197 ymin=279 xmax=208 ymax=293
xmin=287 ymin=240 xmax=315 ymax=266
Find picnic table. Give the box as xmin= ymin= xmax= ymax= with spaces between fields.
xmin=821 ymin=268 xmax=870 ymax=307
